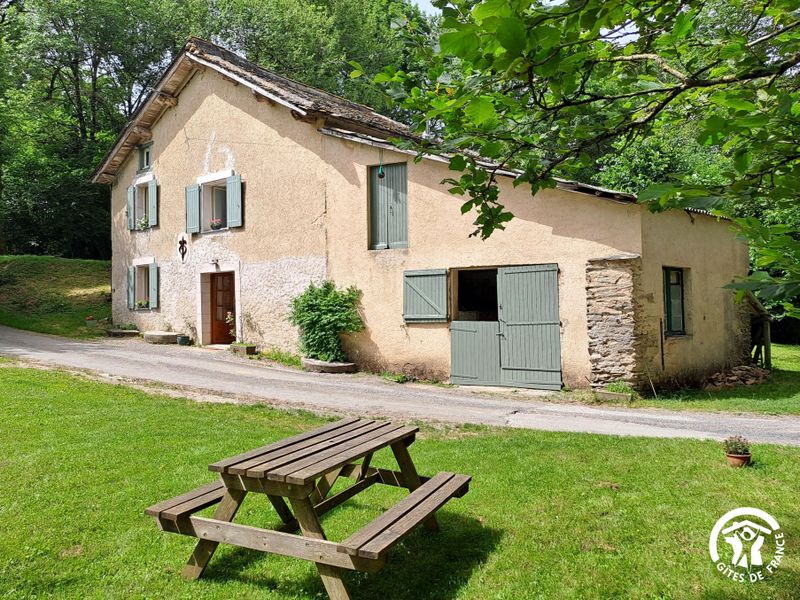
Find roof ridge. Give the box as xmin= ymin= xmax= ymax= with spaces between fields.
xmin=185 ymin=37 xmax=409 ymax=132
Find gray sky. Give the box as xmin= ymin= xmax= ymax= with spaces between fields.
xmin=412 ymin=0 xmax=438 ymax=14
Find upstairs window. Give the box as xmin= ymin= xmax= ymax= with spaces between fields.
xmin=202 ymin=182 xmax=228 ymax=231
xmin=135 ymin=184 xmax=150 ymax=228
xmin=185 ymin=173 xmax=242 ymax=234
xmin=138 ymin=143 xmax=153 ymax=172
xmin=127 ymin=178 xmax=158 ymax=230
xmin=663 ymin=267 xmax=686 ymax=336
xmin=369 ymin=162 xmax=407 ymax=249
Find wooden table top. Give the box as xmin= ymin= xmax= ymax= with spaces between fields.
xmin=209 ymin=418 xmax=418 ymax=486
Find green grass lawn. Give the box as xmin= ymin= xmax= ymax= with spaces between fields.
xmin=637 ymin=344 xmax=800 ymax=415
xmin=1 ymin=362 xmax=797 ymax=599
xmin=0 ymin=255 xmax=111 ymax=338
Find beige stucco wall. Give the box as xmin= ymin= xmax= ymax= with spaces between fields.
xmin=110 ymin=69 xmax=328 ymax=347
xmin=109 ymin=65 xmax=748 ymax=389
xmin=637 ymin=210 xmax=750 ymax=384
xmin=321 ymin=137 xmax=642 ymax=386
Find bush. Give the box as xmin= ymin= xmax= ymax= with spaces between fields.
xmin=289 ymin=281 xmax=364 ymax=363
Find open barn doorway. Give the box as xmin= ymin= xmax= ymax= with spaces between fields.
xmin=450 ymin=265 xmax=562 ymax=390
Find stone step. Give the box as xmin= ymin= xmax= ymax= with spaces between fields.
xmin=143 ymin=331 xmax=178 ymax=344
xmin=107 ymin=329 xmax=140 ymax=338
xmin=301 ymin=357 xmax=356 ymax=373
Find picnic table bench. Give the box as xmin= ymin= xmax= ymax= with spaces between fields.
xmin=145 ymin=417 xmax=471 ymax=599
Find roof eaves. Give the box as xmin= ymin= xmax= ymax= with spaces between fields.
xmin=91 ymin=49 xmax=192 ymax=184
xmin=185 ymin=53 xmax=306 ymax=116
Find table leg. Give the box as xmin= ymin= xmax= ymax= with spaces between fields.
xmin=267 ymin=494 xmax=294 ymax=524
xmin=390 ymin=441 xmax=439 ymax=531
xmin=289 ymin=497 xmax=351 ymax=600
xmin=181 ymin=488 xmax=246 ymax=580
xmin=310 ymin=466 xmax=343 ymax=505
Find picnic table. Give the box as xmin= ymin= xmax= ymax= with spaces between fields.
xmin=145 ymin=417 xmax=471 ymax=600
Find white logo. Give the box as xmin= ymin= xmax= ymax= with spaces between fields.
xmin=709 ymin=507 xmax=785 ymax=583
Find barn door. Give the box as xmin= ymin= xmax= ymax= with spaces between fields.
xmin=498 ymin=264 xmax=562 ymax=390
xmin=450 ymin=321 xmax=501 ymax=385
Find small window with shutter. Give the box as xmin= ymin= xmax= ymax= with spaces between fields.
xmin=128 ymin=178 xmax=158 ymax=230
xmin=403 ymin=269 xmax=448 ymax=323
xmin=137 ymin=142 xmax=153 ymax=173
xmin=187 ymin=174 xmax=242 ymax=233
xmin=128 ymin=263 xmax=159 ymax=310
xmin=369 ymin=163 xmax=407 ymax=249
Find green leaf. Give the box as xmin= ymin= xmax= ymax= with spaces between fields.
xmin=496 ymin=18 xmax=527 ymax=57
xmin=710 ymin=92 xmax=756 ymax=112
xmin=439 ymin=27 xmax=480 ymax=59
xmin=465 ymin=97 xmax=496 ymax=125
xmin=449 ymin=155 xmax=467 ymax=171
xmin=638 ymin=183 xmax=677 ymax=202
xmin=733 ymin=149 xmax=752 ymax=174
xmin=671 ymin=11 xmax=694 ymax=38
xmin=472 ymin=0 xmax=510 ymax=22
xmin=533 ymin=25 xmax=560 ymax=49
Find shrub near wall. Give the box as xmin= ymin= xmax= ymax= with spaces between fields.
xmin=289 ymin=281 xmax=363 ymax=362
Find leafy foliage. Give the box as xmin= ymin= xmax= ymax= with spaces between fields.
xmin=595 ymin=126 xmax=729 ymax=194
xmin=289 ymin=280 xmax=364 ymax=362
xmin=369 ymin=0 xmax=800 ymax=315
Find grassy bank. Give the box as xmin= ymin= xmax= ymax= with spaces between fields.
xmin=0 ymin=362 xmax=797 ymax=599
xmin=638 ymin=343 xmax=800 ymax=415
xmin=0 ymin=255 xmax=111 ymax=338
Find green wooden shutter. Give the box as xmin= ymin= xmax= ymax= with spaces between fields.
xmin=403 ymin=269 xmax=448 ymax=322
xmin=185 ymin=184 xmax=200 ymax=233
xmin=127 ymin=186 xmax=135 ymax=230
xmin=386 ymin=163 xmax=407 ymax=248
xmin=370 ymin=164 xmax=407 ymax=249
xmin=148 ymin=263 xmax=159 ymax=309
xmin=127 ymin=266 xmax=135 ymax=309
xmin=226 ymin=174 xmax=242 ymax=228
xmin=148 ymin=178 xmax=158 ymax=227
xmin=369 ymin=167 xmax=388 ymax=249
xmin=498 ymin=264 xmax=562 ymax=390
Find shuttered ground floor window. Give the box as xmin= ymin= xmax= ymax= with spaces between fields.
xmin=403 ymin=269 xmax=448 ymax=322
xmin=127 ymin=263 xmax=159 ymax=310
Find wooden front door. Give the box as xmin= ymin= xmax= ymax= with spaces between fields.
xmin=211 ymin=272 xmax=236 ymax=344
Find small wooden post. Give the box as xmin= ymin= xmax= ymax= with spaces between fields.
xmin=764 ymin=319 xmax=772 ymax=369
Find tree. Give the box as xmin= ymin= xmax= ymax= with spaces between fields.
xmin=370 ymin=0 xmax=800 ymax=315
xmin=213 ymin=0 xmax=430 ymax=113
xmin=0 ymin=0 xmax=430 ymax=258
xmin=594 ymin=125 xmax=729 ymax=194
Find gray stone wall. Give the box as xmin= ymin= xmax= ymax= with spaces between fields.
xmin=585 ymin=255 xmax=644 ymax=388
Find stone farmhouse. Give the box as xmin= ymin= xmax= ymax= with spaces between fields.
xmin=92 ymin=38 xmax=751 ymax=390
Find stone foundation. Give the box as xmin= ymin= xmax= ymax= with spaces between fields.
xmin=585 ymin=254 xmax=644 ymax=388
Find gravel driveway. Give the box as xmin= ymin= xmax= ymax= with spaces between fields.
xmin=1 ymin=325 xmax=798 ymax=446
